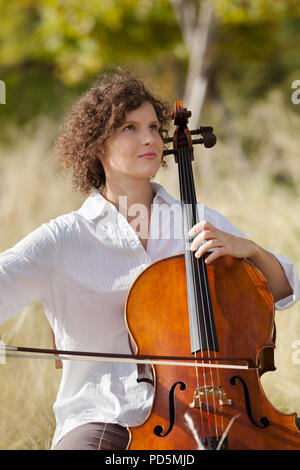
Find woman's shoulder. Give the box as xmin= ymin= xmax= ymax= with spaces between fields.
xmin=48 ymin=211 xmax=78 ymax=231
xmin=13 ymin=211 xmax=79 ymax=252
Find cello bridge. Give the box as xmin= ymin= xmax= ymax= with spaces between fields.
xmin=189 ymin=386 xmax=232 ymax=408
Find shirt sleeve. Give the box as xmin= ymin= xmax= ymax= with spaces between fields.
xmin=200 ymin=204 xmax=300 ymax=311
xmin=264 ymin=250 xmax=300 ymax=311
xmin=0 ymin=221 xmax=58 ymax=323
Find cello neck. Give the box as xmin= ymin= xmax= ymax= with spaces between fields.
xmin=171 ymin=102 xmax=218 ymax=355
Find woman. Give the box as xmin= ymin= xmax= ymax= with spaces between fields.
xmin=0 ymin=69 xmax=298 ymax=450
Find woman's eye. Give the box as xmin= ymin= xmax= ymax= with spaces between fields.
xmin=123 ymin=124 xmax=134 ymax=131
xmin=122 ymin=123 xmax=160 ymax=132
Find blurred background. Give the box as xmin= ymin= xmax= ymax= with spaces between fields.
xmin=0 ymin=0 xmax=300 ymax=449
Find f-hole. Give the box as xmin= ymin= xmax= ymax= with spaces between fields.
xmin=153 ymin=381 xmax=186 ymax=437
xmin=230 ymin=376 xmax=270 ymax=428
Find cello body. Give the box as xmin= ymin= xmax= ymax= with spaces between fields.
xmin=125 ymin=254 xmax=300 ymax=450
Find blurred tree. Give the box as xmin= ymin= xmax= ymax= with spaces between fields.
xmin=170 ymin=0 xmax=217 ymax=128
xmin=170 ymin=0 xmax=300 ymax=127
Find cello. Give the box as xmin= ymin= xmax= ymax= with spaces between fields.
xmin=124 ymin=101 xmax=300 ymax=450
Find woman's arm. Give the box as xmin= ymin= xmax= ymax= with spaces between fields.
xmin=0 ymin=221 xmax=58 ymax=323
xmin=245 ymin=242 xmax=292 ymax=303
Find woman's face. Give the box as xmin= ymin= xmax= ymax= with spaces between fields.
xmin=101 ymin=101 xmax=164 ymax=185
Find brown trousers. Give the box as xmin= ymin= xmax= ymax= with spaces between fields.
xmin=53 ymin=422 xmax=129 ymax=450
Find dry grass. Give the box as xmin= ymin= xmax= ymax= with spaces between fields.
xmin=0 ymin=91 xmax=300 ymax=448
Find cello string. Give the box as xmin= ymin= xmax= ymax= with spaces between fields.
xmin=180 ymin=144 xmax=209 ymax=444
xmin=196 ymin=218 xmax=225 ymax=437
xmin=181 ymin=122 xmax=226 ymax=442
xmin=181 ymin=142 xmax=219 ymax=444
xmin=177 ymin=140 xmax=207 ymax=443
xmin=183 ymin=144 xmax=220 ymax=445
xmin=181 ymin=141 xmax=216 ymax=445
xmin=184 ymin=143 xmax=225 ymax=439
xmin=183 ymin=139 xmax=225 ymax=439
xmin=178 ymin=138 xmax=208 ymax=443
xmin=175 ymin=105 xmax=219 ymax=445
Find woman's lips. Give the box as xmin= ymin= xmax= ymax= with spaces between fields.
xmin=138 ymin=153 xmax=156 ymax=160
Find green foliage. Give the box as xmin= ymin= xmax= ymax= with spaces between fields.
xmin=212 ymin=0 xmax=300 ymax=24
xmin=0 ymin=0 xmax=181 ymax=137
xmin=212 ymin=15 xmax=300 ymax=115
xmin=210 ymin=0 xmax=300 ymax=115
xmin=33 ymin=0 xmax=180 ymax=84
xmin=0 ymin=0 xmax=300 ymax=137
xmin=0 ymin=0 xmax=180 ymax=83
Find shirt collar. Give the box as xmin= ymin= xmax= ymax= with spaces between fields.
xmin=76 ymin=182 xmax=179 ymax=221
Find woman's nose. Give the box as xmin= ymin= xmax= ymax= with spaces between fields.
xmin=141 ymin=129 xmax=155 ymax=145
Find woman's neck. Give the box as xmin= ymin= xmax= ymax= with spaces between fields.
xmin=102 ymin=179 xmax=155 ymax=215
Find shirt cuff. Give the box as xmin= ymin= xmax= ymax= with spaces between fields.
xmin=267 ymin=251 xmax=300 ymax=310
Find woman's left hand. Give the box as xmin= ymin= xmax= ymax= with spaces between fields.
xmin=188 ymin=220 xmax=258 ymax=264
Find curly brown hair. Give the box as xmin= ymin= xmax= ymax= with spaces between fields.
xmin=54 ymin=67 xmax=171 ymax=194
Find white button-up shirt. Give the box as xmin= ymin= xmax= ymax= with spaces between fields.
xmin=0 ymin=182 xmax=298 ymax=448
